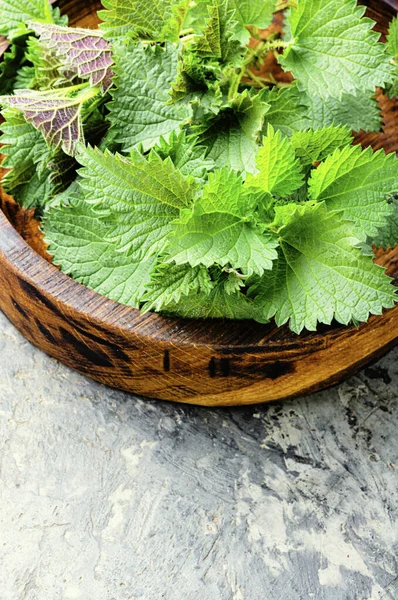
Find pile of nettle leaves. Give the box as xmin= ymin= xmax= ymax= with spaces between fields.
xmin=1 ymin=0 xmax=398 ymax=333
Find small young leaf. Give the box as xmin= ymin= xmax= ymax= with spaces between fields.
xmin=142 ymin=262 xmax=213 ymax=311
xmin=153 ymin=131 xmax=214 ymax=181
xmin=280 ymin=0 xmax=394 ymax=100
xmin=371 ymin=194 xmax=398 ymax=250
xmin=291 ymin=125 xmax=353 ymax=168
xmin=308 ymin=145 xmax=398 ymax=239
xmin=196 ymin=89 xmax=270 ymax=173
xmin=252 ymin=203 xmax=396 ymax=333
xmin=262 ymin=86 xmax=311 ymax=138
xmin=28 ymin=22 xmax=114 ymax=93
xmin=195 ymin=0 xmax=241 ymax=63
xmin=246 ymin=125 xmax=304 ymax=198
xmin=107 ymin=43 xmax=192 ymax=153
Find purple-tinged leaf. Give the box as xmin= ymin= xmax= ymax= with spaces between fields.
xmin=28 ymin=22 xmax=114 ymax=93
xmin=0 ymin=89 xmax=95 ymax=155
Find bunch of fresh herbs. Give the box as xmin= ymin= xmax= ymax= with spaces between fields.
xmin=1 ymin=0 xmax=398 ymax=333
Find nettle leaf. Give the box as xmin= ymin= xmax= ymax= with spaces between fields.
xmin=387 ymin=16 xmax=398 ymax=58
xmin=246 ymin=124 xmax=304 ymax=197
xmin=28 ymin=22 xmax=114 ymax=93
xmin=153 ymin=131 xmax=214 ymax=181
xmin=161 ymin=279 xmax=263 ymax=320
xmin=108 ymin=43 xmax=192 ymax=153
xmin=0 ymin=37 xmax=28 ymax=94
xmin=371 ymin=194 xmax=398 ymax=250
xmin=78 ymin=145 xmax=196 ymax=259
xmin=291 ymin=125 xmax=353 ymax=168
xmin=43 ymin=193 xmax=156 ymax=307
xmin=227 ymin=0 xmax=275 ymax=44
xmin=167 ymin=168 xmax=279 ymax=275
xmin=252 ymin=203 xmax=396 ymax=333
xmin=280 ymin=0 xmax=394 ymax=100
xmin=0 ymin=86 xmax=99 ymax=155
xmin=143 ymin=262 xmax=213 ymax=311
xmin=262 ymin=86 xmax=311 ymax=138
xmin=196 ymin=89 xmax=270 ymax=173
xmin=302 ymin=90 xmax=382 ymax=133
xmin=386 ymin=17 xmax=398 ymax=99
xmin=15 ymin=36 xmax=73 ymax=91
xmin=195 ymin=0 xmax=241 ymax=63
xmin=99 ymin=0 xmax=189 ymax=42
xmin=0 ymin=0 xmax=67 ymax=41
xmin=309 ymin=145 xmax=398 ymax=240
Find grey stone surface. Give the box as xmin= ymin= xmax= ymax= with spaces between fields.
xmin=0 ymin=309 xmax=397 ymax=600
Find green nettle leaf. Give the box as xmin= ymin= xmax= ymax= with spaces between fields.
xmin=280 ymin=0 xmax=394 ymax=100
xmin=166 ymin=168 xmax=279 ymax=275
xmin=246 ymin=124 xmax=304 ymax=197
xmin=160 ymin=279 xmax=264 ymax=320
xmin=0 ymin=0 xmax=67 ymax=41
xmin=291 ymin=125 xmax=353 ymax=168
xmin=107 ymin=43 xmax=192 ymax=153
xmin=99 ymin=0 xmax=189 ymax=42
xmin=227 ymin=0 xmax=275 ymax=43
xmin=153 ymin=131 xmax=214 ymax=181
xmin=196 ymin=89 xmax=270 ymax=173
xmin=0 ymin=38 xmax=28 ymax=94
xmin=28 ymin=22 xmax=114 ymax=93
xmin=43 ymin=193 xmax=156 ymax=307
xmin=371 ymin=194 xmax=398 ymax=250
xmin=142 ymin=262 xmax=214 ymax=311
xmin=386 ymin=17 xmax=398 ymax=99
xmin=0 ymin=109 xmax=77 ymax=208
xmin=195 ymin=0 xmax=241 ymax=63
xmin=252 ymin=203 xmax=396 ymax=333
xmin=15 ymin=36 xmax=73 ymax=91
xmin=78 ymin=145 xmax=196 ymax=259
xmin=302 ymin=90 xmax=382 ymax=133
xmin=0 ymin=86 xmax=100 ymax=155
xmin=262 ymin=86 xmax=311 ymax=138
xmin=308 ymin=145 xmax=398 ymax=240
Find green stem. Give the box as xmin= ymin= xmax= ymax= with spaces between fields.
xmin=275 ymin=0 xmax=298 ymax=10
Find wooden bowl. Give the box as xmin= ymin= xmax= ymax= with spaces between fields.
xmin=0 ymin=0 xmax=397 ymax=407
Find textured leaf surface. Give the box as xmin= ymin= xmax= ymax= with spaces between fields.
xmin=227 ymin=0 xmax=275 ymax=43
xmin=0 ymin=0 xmax=67 ymax=40
xmin=303 ymin=91 xmax=382 ymax=133
xmin=262 ymin=87 xmax=310 ymax=138
xmin=387 ymin=16 xmax=398 ymax=58
xmin=143 ymin=263 xmax=213 ymax=311
xmin=0 ymin=87 xmax=98 ymax=155
xmin=161 ymin=281 xmax=263 ymax=320
xmin=280 ymin=0 xmax=394 ymax=100
xmin=153 ymin=131 xmax=214 ymax=181
xmin=253 ymin=204 xmax=396 ymax=333
xmin=29 ymin=22 xmax=114 ymax=93
xmin=309 ymin=146 xmax=398 ymax=239
xmin=0 ymin=38 xmax=27 ymax=94
xmin=43 ymin=194 xmax=155 ymax=307
xmin=196 ymin=90 xmax=270 ymax=173
xmin=78 ymin=146 xmax=195 ymax=259
xmin=108 ymin=43 xmax=192 ymax=153
xmin=291 ymin=125 xmax=353 ymax=168
xmin=167 ymin=169 xmax=278 ymax=275
xmin=371 ymin=194 xmax=398 ymax=250
xmin=247 ymin=125 xmax=304 ymax=197
xmin=99 ymin=0 xmax=189 ymax=41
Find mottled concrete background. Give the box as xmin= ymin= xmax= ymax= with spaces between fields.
xmin=0 ymin=310 xmax=397 ymax=600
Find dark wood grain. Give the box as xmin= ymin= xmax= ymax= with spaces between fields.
xmin=0 ymin=0 xmax=397 ymax=406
